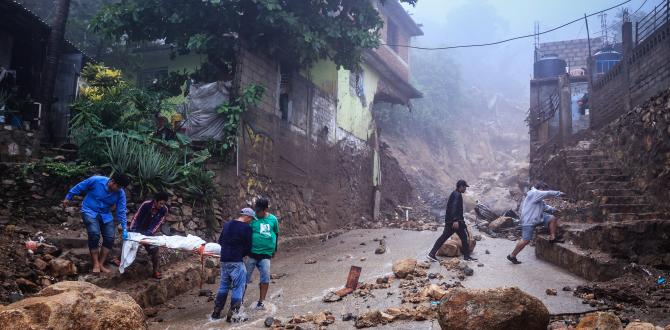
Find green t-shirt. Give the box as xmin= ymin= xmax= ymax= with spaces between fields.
xmin=250 ymin=213 xmax=279 ymax=255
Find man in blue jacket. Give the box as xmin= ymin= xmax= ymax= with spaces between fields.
xmin=63 ymin=173 xmax=130 ymax=273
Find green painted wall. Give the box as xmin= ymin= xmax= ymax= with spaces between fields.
xmin=306 ymin=60 xmax=338 ymax=96
xmin=336 ymin=63 xmax=380 ymax=141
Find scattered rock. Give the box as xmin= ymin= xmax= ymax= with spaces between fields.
xmin=355 ymin=310 xmax=383 ymax=328
xmin=477 ymin=263 xmax=484 ymax=267
xmin=421 ymin=284 xmax=448 ymax=300
xmin=546 ymin=288 xmax=558 ymax=296
xmin=144 ymin=307 xmax=159 ymax=317
xmin=0 ymin=281 xmax=146 ymax=329
xmin=342 ymin=313 xmax=354 ymax=321
xmin=270 ymin=273 xmax=287 ymax=280
xmin=437 ymin=240 xmax=460 ymax=257
xmin=485 ymin=249 xmax=491 ymax=254
xmin=48 ymin=258 xmax=76 ymax=277
xmin=360 ymin=257 xmax=367 ymax=262
xmin=562 ymin=286 xmax=573 ymax=291
xmin=374 ymin=245 xmax=386 ymax=255
xmin=392 ymin=259 xmax=417 ymax=279
xmin=313 ymin=311 xmax=335 ymax=326
xmin=33 ymin=258 xmax=48 ymax=271
xmin=489 ymin=216 xmax=514 ymax=232
xmin=15 ymin=278 xmax=38 ymax=292
xmin=35 ymin=243 xmax=60 ymax=256
xmin=473 ymin=234 xmax=483 ymax=241
xmin=576 ymin=312 xmax=623 ymax=330
xmin=548 ymin=320 xmax=571 ymax=330
xmin=438 ymin=287 xmax=550 ymax=330
xmin=198 ymin=289 xmax=212 ymax=297
xmin=323 ymin=291 xmax=342 ymax=303
xmin=264 ymin=317 xmax=274 ymax=327
xmin=305 ymin=258 xmax=317 ymax=264
xmin=463 ymin=266 xmax=474 ymax=276
xmin=624 ymin=322 xmax=656 ymax=330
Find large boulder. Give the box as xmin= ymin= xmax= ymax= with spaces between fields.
xmin=489 ymin=216 xmax=514 ymax=232
xmin=0 ymin=281 xmax=146 ymax=330
xmin=392 ymin=259 xmax=417 ymax=279
xmin=438 ymin=287 xmax=549 ymax=330
xmin=576 ymin=312 xmax=622 ymax=330
xmin=437 ymin=233 xmax=477 ymax=257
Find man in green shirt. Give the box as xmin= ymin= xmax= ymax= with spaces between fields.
xmin=245 ymin=197 xmax=279 ymax=310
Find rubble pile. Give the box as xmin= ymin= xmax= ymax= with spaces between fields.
xmin=595 ymin=88 xmax=670 ymax=209
xmin=573 ymin=272 xmax=670 ymax=326
xmin=268 ymin=311 xmax=336 ymax=329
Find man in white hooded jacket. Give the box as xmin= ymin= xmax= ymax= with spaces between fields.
xmin=507 ymin=182 xmax=564 ymax=264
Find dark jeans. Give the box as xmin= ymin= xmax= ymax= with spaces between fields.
xmin=82 ymin=214 xmax=115 ymax=250
xmin=429 ymin=221 xmax=470 ymax=257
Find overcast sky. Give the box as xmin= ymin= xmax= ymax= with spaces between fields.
xmin=402 ymin=0 xmax=659 ymax=98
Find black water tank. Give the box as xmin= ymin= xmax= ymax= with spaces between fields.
xmin=534 ymin=54 xmax=567 ymax=79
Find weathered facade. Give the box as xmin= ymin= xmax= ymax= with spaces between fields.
xmin=0 ymin=0 xmax=85 ymax=145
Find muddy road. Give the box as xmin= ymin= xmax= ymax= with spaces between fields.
xmin=148 ymin=227 xmax=592 ymax=330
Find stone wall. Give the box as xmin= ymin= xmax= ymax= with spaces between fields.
xmin=0 ymin=126 xmax=37 ymax=162
xmin=595 ymin=88 xmax=670 ymax=210
xmin=590 ymin=21 xmax=670 ymax=129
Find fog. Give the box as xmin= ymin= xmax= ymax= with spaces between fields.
xmin=403 ymin=0 xmax=656 ymax=99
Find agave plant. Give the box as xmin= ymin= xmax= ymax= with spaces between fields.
xmin=104 ymin=134 xmax=138 ymax=175
xmin=135 ymin=145 xmax=181 ymax=193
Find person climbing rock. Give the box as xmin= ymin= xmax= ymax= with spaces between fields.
xmin=128 ymin=191 xmax=170 ymax=279
xmin=212 ymin=208 xmax=254 ymax=321
xmin=507 ymin=182 xmax=564 ymax=264
xmin=62 ymin=173 xmax=130 ymax=273
xmin=428 ymin=179 xmax=477 ymax=262
xmin=245 ymin=197 xmax=279 ymax=310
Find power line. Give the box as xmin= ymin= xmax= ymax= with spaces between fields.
xmin=383 ymin=0 xmax=633 ymax=50
xmin=632 ymin=0 xmax=649 ymax=15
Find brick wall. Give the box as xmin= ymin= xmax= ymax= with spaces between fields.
xmin=590 ymin=22 xmax=670 ymax=129
xmin=236 ymin=47 xmax=279 ymax=115
xmin=537 ymin=38 xmax=604 ymax=70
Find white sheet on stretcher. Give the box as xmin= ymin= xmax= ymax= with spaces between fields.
xmin=119 ymin=232 xmax=220 ymax=273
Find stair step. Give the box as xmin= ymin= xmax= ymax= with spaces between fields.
xmin=566 ymin=155 xmax=609 ymax=162
xmin=577 ymin=182 xmax=634 ymax=193
xmin=598 ymin=195 xmax=647 ymax=204
xmin=565 ymin=149 xmax=605 ymax=156
xmin=606 ymin=212 xmax=670 ymax=221
xmin=535 ymin=236 xmax=623 ymax=281
xmin=578 ymin=174 xmax=630 ymax=182
xmin=576 ymin=168 xmax=623 ymax=175
xmin=590 ymin=188 xmax=642 ymax=196
xmin=600 ymin=204 xmax=654 ymax=214
xmin=568 ymin=160 xmax=616 ymax=169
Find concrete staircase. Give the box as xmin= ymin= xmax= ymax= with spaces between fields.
xmin=535 ymin=144 xmax=670 ymax=281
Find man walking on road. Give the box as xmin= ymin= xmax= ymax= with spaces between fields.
xmin=507 ymin=182 xmax=564 ymax=264
xmin=63 ymin=173 xmax=130 ymax=273
xmin=428 ymin=179 xmax=477 ymax=262
xmin=245 ymin=197 xmax=279 ymax=310
xmin=211 ymin=208 xmax=254 ymax=321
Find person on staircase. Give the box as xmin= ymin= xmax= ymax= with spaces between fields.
xmin=128 ymin=191 xmax=170 ymax=279
xmin=211 ymin=208 xmax=254 ymax=321
xmin=427 ymin=179 xmax=477 ymax=262
xmin=62 ymin=173 xmax=130 ymax=273
xmin=245 ymin=197 xmax=279 ymax=310
xmin=507 ymin=182 xmax=564 ymax=264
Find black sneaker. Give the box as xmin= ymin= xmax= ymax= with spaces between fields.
xmin=507 ymin=255 xmax=522 ymax=264
xmin=254 ymin=301 xmax=266 ymax=311
xmin=464 ymin=256 xmax=478 ymax=261
xmin=427 ymin=254 xmax=439 ymax=262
